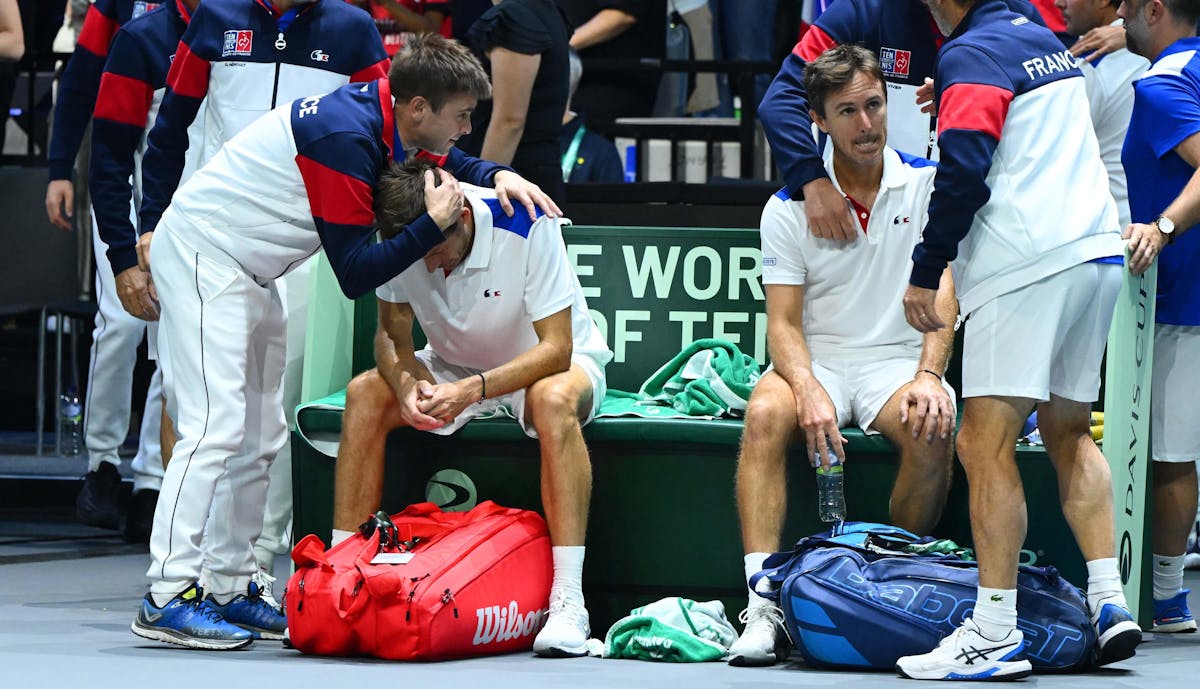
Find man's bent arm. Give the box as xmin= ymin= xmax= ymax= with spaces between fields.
xmin=459 ymin=308 xmax=573 ymax=402
xmin=765 ymin=284 xmax=817 ymax=392
xmin=1159 ymin=131 xmax=1200 ymax=236
xmin=375 ymin=299 xmax=434 ymax=398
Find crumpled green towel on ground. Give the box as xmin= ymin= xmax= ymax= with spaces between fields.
xmin=603 ymin=597 xmax=737 ymax=662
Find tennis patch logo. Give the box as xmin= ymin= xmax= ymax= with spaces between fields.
xmin=223 ymin=30 xmax=254 ymax=57
xmin=132 ymin=2 xmax=160 ymax=18
xmin=879 ymin=47 xmax=911 ymax=78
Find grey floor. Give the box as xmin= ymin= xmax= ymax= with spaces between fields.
xmin=2 ymin=511 xmax=1200 ymax=689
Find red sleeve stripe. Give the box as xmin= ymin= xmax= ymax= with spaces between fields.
xmin=351 ymin=58 xmax=390 ymax=84
xmin=94 ymin=72 xmax=154 ymax=128
xmin=77 ymin=5 xmax=120 ymax=57
xmin=295 ymin=154 xmax=375 ymax=227
xmin=167 ymin=41 xmax=211 ymax=100
xmin=793 ymin=26 xmax=837 ymax=63
xmin=937 ymin=83 xmax=1013 ymax=140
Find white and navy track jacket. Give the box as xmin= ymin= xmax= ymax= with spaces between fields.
xmin=909 ymin=0 xmax=1122 ymax=315
xmin=163 ymin=78 xmax=510 ymax=299
xmin=140 ymin=0 xmax=389 ymax=235
xmin=760 ymin=0 xmax=1042 ymax=199
xmin=48 ymin=0 xmax=158 ymax=181
xmin=90 ymin=0 xmax=194 ymax=275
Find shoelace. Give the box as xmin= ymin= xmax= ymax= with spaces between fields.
xmin=547 ymin=593 xmax=587 ymax=625
xmin=188 ymin=588 xmax=227 ymax=624
xmin=738 ymin=604 xmax=785 ymax=628
xmin=738 ymin=604 xmax=791 ymax=644
xmin=251 ymin=570 xmax=280 ymax=609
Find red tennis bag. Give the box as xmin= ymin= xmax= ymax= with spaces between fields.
xmin=285 ymin=501 xmax=552 ymax=660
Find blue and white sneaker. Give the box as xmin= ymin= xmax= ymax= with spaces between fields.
xmin=1153 ymin=589 xmax=1198 ymax=633
xmin=1184 ymin=521 xmax=1200 ymax=570
xmin=1091 ymin=600 xmax=1142 ymax=665
xmin=895 ymin=618 xmax=1032 ymax=681
xmin=206 ymin=581 xmax=287 ymax=640
xmin=131 ymin=583 xmax=254 ymax=650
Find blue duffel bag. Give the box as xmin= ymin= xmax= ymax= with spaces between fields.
xmin=750 ymin=523 xmax=1098 ymax=672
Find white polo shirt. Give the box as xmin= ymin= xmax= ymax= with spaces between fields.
xmin=760 ymin=146 xmax=936 ymax=362
xmin=376 ymin=186 xmax=613 ymax=373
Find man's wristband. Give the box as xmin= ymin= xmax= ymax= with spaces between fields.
xmin=918 ymin=369 xmax=942 ymax=382
xmin=477 ymin=373 xmax=486 ymax=403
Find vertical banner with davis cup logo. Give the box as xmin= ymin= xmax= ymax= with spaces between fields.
xmin=1101 ymin=260 xmax=1157 ymax=627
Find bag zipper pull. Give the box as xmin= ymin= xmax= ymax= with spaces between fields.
xmin=297 ymin=573 xmax=306 ymax=611
xmin=441 ymin=588 xmax=458 ymax=618
xmin=404 ymin=573 xmax=431 ymax=622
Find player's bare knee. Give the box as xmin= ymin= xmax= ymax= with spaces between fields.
xmin=527 ymin=377 xmax=583 ymax=430
xmin=345 ymin=370 xmax=391 ymax=421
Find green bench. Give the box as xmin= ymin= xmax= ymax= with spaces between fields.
xmin=291 ymin=226 xmax=1087 ymax=630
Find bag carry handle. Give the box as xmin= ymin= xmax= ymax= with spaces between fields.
xmin=291 ymin=533 xmax=333 ymax=569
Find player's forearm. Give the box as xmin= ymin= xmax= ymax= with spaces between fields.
xmin=374 ymin=330 xmax=432 ymax=399
xmin=569 ymin=9 xmax=635 ymax=51
xmin=1160 ymin=168 xmax=1200 ymax=238
xmin=917 ymin=269 xmax=958 ymax=375
xmin=759 ymin=53 xmax=828 ymax=197
xmin=767 ymin=319 xmax=816 ymax=393
xmin=479 ymin=116 xmax=524 ymax=167
xmin=468 ymin=339 xmax=573 ymax=402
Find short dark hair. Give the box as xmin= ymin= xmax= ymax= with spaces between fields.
xmin=802 ymin=44 xmax=887 ymax=119
xmin=1163 ymin=0 xmax=1200 ymax=24
xmin=388 ymin=33 xmax=492 ymax=112
xmin=374 ymin=159 xmax=440 ymax=240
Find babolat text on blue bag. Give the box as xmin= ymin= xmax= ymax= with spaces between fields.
xmin=750 ymin=523 xmax=1098 ymax=671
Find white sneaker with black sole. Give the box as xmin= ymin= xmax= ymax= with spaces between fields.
xmin=895 ymin=617 xmax=1032 ymax=681
xmin=727 ymin=604 xmax=789 ymax=666
xmin=533 ymin=593 xmax=590 ymax=657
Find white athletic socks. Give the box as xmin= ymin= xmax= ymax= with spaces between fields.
xmin=745 ymin=552 xmax=771 ymax=609
xmin=331 ymin=529 xmax=353 ymax=548
xmin=1153 ymin=553 xmax=1186 ymax=601
xmin=1086 ymin=557 xmax=1129 ymax=613
xmin=973 ymin=587 xmax=1018 ymax=641
xmin=551 ymin=546 xmax=586 ymax=603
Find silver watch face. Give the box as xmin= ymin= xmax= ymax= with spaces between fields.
xmin=1158 ymin=216 xmax=1176 ymax=234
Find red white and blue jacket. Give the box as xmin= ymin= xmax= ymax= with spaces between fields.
xmin=760 ymin=0 xmax=1042 ymax=198
xmin=140 ymin=0 xmax=389 ymax=235
xmin=91 ymin=0 xmax=195 ymax=275
xmin=909 ymin=0 xmax=1122 ymax=314
xmin=161 ymin=78 xmax=510 ymax=299
xmin=48 ymin=0 xmax=160 ymax=181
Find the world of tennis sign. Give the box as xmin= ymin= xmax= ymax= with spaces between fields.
xmin=1101 ymin=260 xmax=1157 ymax=627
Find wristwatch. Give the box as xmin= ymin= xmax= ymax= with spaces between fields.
xmin=1156 ymin=215 xmax=1176 ymax=244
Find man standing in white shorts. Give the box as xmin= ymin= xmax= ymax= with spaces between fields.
xmin=332 ymin=160 xmax=612 ymax=660
xmin=898 ymin=0 xmax=1139 ymax=680
xmin=1119 ymin=0 xmax=1200 ymax=635
xmin=728 ymin=45 xmax=958 ymax=667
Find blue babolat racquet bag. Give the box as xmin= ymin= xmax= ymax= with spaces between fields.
xmin=750 ymin=523 xmax=1098 ymax=672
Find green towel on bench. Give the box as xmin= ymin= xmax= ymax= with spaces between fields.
xmin=598 ymin=338 xmax=762 ymax=419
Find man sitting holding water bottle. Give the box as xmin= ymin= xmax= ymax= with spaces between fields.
xmin=728 ymin=45 xmax=957 ymax=667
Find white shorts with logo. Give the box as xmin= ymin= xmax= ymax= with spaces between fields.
xmin=961 ymin=262 xmax=1119 ymax=402
xmin=1152 ymin=324 xmax=1200 ymax=463
xmin=773 ymin=356 xmax=957 ymax=435
xmin=416 ymin=348 xmax=607 ymax=438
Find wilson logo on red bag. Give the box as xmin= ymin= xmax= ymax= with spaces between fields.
xmin=285 ymin=501 xmax=552 ymax=661
xmin=472 ymin=601 xmax=548 ymax=646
